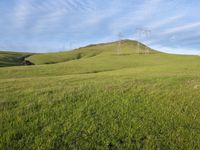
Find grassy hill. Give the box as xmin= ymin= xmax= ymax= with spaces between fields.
xmin=0 ymin=51 xmax=33 ymax=67
xmin=25 ymin=40 xmax=158 ymax=65
xmin=0 ymin=40 xmax=200 ymax=149
xmin=0 ymin=40 xmax=157 ymax=66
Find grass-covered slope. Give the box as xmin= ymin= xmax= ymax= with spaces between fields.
xmin=0 ymin=51 xmax=33 ymax=67
xmin=0 ymin=40 xmax=157 ymax=66
xmin=0 ymin=41 xmax=200 ymax=149
xmin=25 ymin=40 xmax=157 ymax=65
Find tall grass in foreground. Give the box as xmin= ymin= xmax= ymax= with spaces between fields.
xmin=1 ymin=74 xmax=200 ymax=149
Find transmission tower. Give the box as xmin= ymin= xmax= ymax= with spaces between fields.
xmin=117 ymin=32 xmax=123 ymax=55
xmin=143 ymin=29 xmax=151 ymax=54
xmin=135 ymin=28 xmax=142 ymax=54
xmin=135 ymin=28 xmax=151 ymax=54
xmin=69 ymin=41 xmax=75 ymax=50
xmin=61 ymin=41 xmax=67 ymax=51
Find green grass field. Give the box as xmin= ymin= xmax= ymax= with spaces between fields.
xmin=0 ymin=40 xmax=200 ymax=149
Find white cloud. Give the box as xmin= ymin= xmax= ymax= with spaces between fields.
xmin=1 ymin=0 xmax=199 ymax=54
xmin=151 ymin=45 xmax=200 ymax=55
xmin=70 ymin=1 xmax=122 ymax=31
xmin=30 ymin=0 xmax=96 ymax=34
xmin=148 ymin=15 xmax=185 ymax=30
xmin=29 ymin=0 xmax=70 ymax=34
xmin=162 ymin=22 xmax=200 ymax=35
xmin=13 ymin=0 xmax=33 ymax=28
xmin=109 ymin=0 xmax=164 ymax=33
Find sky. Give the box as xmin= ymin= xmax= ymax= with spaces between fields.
xmin=0 ymin=0 xmax=200 ymax=55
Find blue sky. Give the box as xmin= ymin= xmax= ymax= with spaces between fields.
xmin=0 ymin=0 xmax=200 ymax=55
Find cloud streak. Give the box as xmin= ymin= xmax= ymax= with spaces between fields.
xmin=0 ymin=0 xmax=199 ymax=55
xmin=13 ymin=0 xmax=33 ymax=28
xmin=162 ymin=22 xmax=200 ymax=35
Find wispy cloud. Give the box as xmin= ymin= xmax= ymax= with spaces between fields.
xmin=109 ymin=0 xmax=164 ymax=33
xmin=162 ymin=22 xmax=200 ymax=35
xmin=0 ymin=0 xmax=199 ymax=54
xmin=13 ymin=0 xmax=33 ymax=28
xmin=148 ymin=15 xmax=185 ymax=30
xmin=152 ymin=45 xmax=200 ymax=55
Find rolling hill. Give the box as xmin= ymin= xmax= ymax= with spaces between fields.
xmin=0 ymin=40 xmax=151 ymax=66
xmin=24 ymin=40 xmax=158 ymax=65
xmin=0 ymin=40 xmax=200 ymax=149
xmin=0 ymin=51 xmax=33 ymax=67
